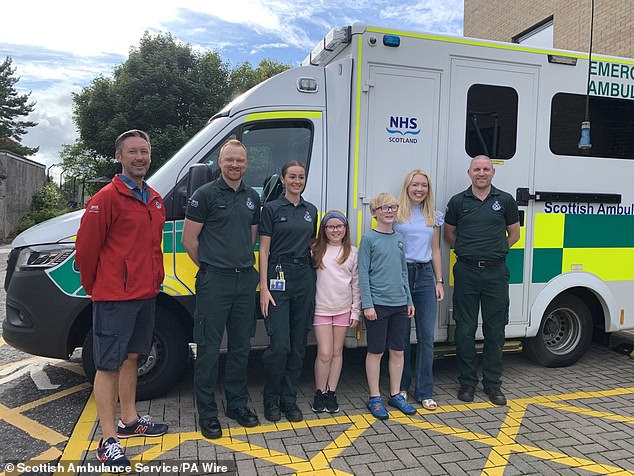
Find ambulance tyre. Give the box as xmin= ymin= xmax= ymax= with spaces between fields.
xmin=82 ymin=306 xmax=189 ymax=400
xmin=523 ymin=294 xmax=593 ymax=367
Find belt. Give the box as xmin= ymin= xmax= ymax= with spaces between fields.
xmin=457 ymin=257 xmax=505 ymax=268
xmin=199 ymin=263 xmax=252 ymax=273
xmin=407 ymin=261 xmax=431 ymax=268
xmin=271 ymin=255 xmax=312 ymax=265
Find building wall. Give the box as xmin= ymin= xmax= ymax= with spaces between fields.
xmin=0 ymin=150 xmax=46 ymax=240
xmin=464 ymin=0 xmax=634 ymax=58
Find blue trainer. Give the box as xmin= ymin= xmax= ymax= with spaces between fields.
xmin=367 ymin=396 xmax=389 ymax=420
xmin=388 ymin=393 xmax=417 ymax=415
xmin=96 ymin=437 xmax=130 ymax=473
xmin=117 ymin=414 xmax=168 ymax=439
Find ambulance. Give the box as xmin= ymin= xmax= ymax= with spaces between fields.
xmin=5 ymin=23 xmax=634 ymax=399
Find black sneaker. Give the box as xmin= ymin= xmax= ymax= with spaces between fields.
xmin=264 ymin=402 xmax=281 ymax=422
xmin=325 ymin=390 xmax=339 ymax=413
xmin=312 ymin=390 xmax=326 ymax=413
xmin=226 ymin=406 xmax=260 ymax=427
xmin=280 ymin=402 xmax=303 ymax=422
xmin=96 ymin=437 xmax=131 ymax=473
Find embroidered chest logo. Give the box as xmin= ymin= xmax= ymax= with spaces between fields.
xmin=154 ymin=200 xmax=162 ymax=209
xmin=246 ymin=197 xmax=255 ymax=210
xmin=304 ymin=211 xmax=313 ymax=222
xmin=190 ymin=199 xmax=199 ymax=208
xmin=491 ymin=200 xmax=501 ymax=211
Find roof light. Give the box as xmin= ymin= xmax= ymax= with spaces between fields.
xmin=383 ymin=35 xmax=401 ymax=47
xmin=548 ymin=54 xmax=577 ymax=66
xmin=297 ymin=77 xmax=318 ymax=93
xmin=302 ymin=26 xmax=352 ymax=66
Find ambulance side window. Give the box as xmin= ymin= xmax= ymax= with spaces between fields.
xmin=197 ymin=120 xmax=313 ymax=204
xmin=550 ymin=93 xmax=634 ymax=159
xmin=465 ymin=84 xmax=519 ymax=160
xmin=241 ymin=120 xmax=313 ymax=203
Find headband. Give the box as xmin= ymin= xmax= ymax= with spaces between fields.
xmin=322 ymin=211 xmax=347 ymax=226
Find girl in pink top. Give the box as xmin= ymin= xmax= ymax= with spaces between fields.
xmin=310 ymin=210 xmax=361 ymax=413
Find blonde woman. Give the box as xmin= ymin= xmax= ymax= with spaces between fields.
xmin=394 ymin=169 xmax=444 ymax=410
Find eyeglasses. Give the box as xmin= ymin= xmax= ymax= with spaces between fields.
xmin=374 ymin=204 xmax=399 ymax=213
xmin=325 ymin=224 xmax=345 ymax=231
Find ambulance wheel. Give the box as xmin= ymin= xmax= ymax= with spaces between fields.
xmin=523 ymin=294 xmax=592 ymax=367
xmin=82 ymin=306 xmax=189 ymax=400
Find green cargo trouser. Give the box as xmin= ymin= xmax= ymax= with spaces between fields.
xmin=262 ymin=262 xmax=316 ymax=407
xmin=194 ymin=265 xmax=258 ymax=419
xmin=452 ymin=260 xmax=510 ymax=390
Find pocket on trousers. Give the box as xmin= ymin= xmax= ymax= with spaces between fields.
xmin=93 ymin=331 xmax=120 ymax=371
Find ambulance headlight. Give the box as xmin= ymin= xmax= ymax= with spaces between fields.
xmin=16 ymin=244 xmax=75 ymax=270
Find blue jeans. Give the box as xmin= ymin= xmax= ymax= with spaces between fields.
xmin=401 ymin=262 xmax=437 ymax=400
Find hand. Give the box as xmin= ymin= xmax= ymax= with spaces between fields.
xmin=407 ymin=305 xmax=415 ymax=318
xmin=435 ymin=282 xmax=445 ymax=301
xmin=363 ymin=307 xmax=377 ymax=321
xmin=260 ymin=288 xmax=276 ymax=318
xmin=349 ymin=319 xmax=359 ymax=329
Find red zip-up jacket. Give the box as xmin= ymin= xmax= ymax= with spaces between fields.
xmin=75 ymin=175 xmax=166 ymax=301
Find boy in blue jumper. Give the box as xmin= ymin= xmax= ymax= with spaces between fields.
xmin=358 ymin=192 xmax=417 ymax=419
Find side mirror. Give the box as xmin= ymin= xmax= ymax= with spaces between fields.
xmin=187 ymin=164 xmax=213 ymax=200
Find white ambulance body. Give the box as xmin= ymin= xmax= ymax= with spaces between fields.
xmin=5 ymin=23 xmax=634 ymax=398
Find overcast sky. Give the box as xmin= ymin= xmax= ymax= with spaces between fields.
xmin=2 ymin=0 xmax=463 ymax=175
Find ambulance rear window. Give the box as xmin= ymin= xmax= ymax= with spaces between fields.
xmin=550 ymin=93 xmax=634 ymax=159
xmin=465 ymin=84 xmax=518 ymax=160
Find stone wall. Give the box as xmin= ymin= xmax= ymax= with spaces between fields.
xmin=0 ymin=150 xmax=46 ymax=240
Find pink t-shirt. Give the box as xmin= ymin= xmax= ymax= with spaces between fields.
xmin=314 ymin=244 xmax=361 ymax=320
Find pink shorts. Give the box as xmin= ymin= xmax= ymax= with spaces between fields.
xmin=314 ymin=312 xmax=353 ymax=327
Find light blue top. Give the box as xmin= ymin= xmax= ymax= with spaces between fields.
xmin=393 ymin=208 xmax=443 ymax=263
xmin=358 ymin=229 xmax=413 ymax=309
xmin=118 ymin=173 xmax=149 ymax=204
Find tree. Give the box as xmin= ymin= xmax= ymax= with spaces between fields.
xmin=0 ymin=56 xmax=38 ymax=156
xmin=72 ymin=32 xmax=231 ymax=175
xmin=69 ymin=33 xmax=291 ymax=181
xmin=59 ymin=142 xmax=115 ymax=195
xmin=229 ymin=59 xmax=290 ymax=98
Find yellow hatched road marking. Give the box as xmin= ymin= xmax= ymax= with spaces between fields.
xmin=0 ymin=401 xmax=66 ymax=445
xmin=8 ymin=381 xmax=634 ymax=475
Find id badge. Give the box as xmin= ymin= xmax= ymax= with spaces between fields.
xmin=270 ymin=279 xmax=286 ymax=291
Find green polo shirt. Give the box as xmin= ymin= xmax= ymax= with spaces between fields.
xmin=186 ymin=176 xmax=261 ymax=268
xmin=445 ymin=185 xmax=519 ymax=261
xmin=259 ymin=195 xmax=317 ymax=258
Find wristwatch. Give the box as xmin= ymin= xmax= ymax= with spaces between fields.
xmin=436 ymin=278 xmax=444 ymax=284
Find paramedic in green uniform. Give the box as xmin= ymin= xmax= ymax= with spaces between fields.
xmin=259 ymin=160 xmax=318 ymax=423
xmin=182 ymin=139 xmax=261 ymax=439
xmin=443 ymin=155 xmax=520 ymax=406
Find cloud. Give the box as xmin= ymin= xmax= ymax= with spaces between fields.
xmin=2 ymin=0 xmax=465 ymax=174
xmin=19 ymin=81 xmax=81 ymax=171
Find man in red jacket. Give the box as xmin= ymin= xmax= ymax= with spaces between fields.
xmin=76 ymin=129 xmax=167 ymax=471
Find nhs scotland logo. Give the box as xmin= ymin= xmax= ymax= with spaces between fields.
xmin=385 ymin=116 xmax=420 ymax=143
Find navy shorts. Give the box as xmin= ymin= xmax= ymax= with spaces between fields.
xmin=92 ymin=298 xmax=155 ymax=371
xmin=364 ymin=304 xmax=409 ymax=354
